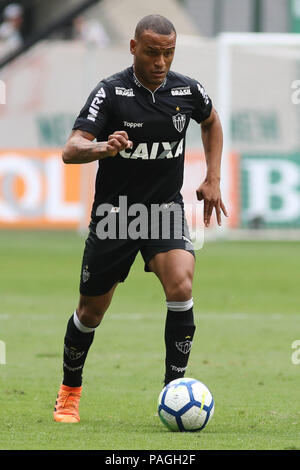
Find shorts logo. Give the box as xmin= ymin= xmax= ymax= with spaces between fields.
xmin=171 ymin=86 xmax=192 ymax=96
xmin=175 ymin=340 xmax=193 ymax=355
xmin=82 ymin=265 xmax=90 ymax=283
xmin=182 ymin=235 xmax=192 ymax=244
xmin=172 ymin=113 xmax=186 ymax=133
xmin=115 ymin=87 xmax=135 ymax=97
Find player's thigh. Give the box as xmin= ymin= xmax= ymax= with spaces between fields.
xmin=77 ymin=229 xmax=140 ymax=324
xmin=142 ymin=202 xmax=195 ymax=300
xmin=79 ymin=229 xmax=139 ymax=296
xmin=148 ymin=249 xmax=195 ymax=301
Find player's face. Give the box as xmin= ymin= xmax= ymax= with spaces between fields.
xmin=130 ymin=30 xmax=176 ymax=91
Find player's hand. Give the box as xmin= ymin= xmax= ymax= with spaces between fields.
xmin=196 ymin=180 xmax=228 ymax=227
xmin=106 ymin=131 xmax=133 ymax=157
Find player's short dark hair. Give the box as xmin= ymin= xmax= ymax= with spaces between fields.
xmin=134 ymin=14 xmax=176 ymax=39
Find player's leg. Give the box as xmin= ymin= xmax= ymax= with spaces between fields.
xmin=147 ymin=249 xmax=196 ymax=386
xmin=62 ymin=286 xmax=118 ymax=390
xmin=54 ymin=285 xmax=117 ymax=423
xmin=54 ymin=228 xmax=140 ymax=422
xmin=148 ymin=249 xmax=194 ymax=301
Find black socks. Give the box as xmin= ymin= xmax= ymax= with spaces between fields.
xmin=63 ymin=312 xmax=97 ymax=387
xmin=164 ymin=299 xmax=196 ymax=386
xmin=62 ymin=301 xmax=195 ymax=389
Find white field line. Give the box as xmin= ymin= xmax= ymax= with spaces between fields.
xmin=1 ymin=312 xmax=297 ymax=321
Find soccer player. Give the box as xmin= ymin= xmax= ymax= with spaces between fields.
xmin=53 ymin=14 xmax=227 ymax=423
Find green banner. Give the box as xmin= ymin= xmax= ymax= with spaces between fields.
xmin=241 ymin=153 xmax=300 ymax=228
xmin=289 ymin=0 xmax=300 ymax=32
xmin=36 ymin=113 xmax=76 ymax=147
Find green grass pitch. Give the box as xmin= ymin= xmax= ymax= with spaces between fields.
xmin=0 ymin=230 xmax=299 ymax=450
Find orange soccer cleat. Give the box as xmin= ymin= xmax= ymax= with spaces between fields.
xmin=53 ymin=384 xmax=82 ymax=423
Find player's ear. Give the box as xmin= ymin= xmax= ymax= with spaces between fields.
xmin=130 ymin=39 xmax=137 ymax=55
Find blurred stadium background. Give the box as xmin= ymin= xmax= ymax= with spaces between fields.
xmin=1 ymin=0 xmax=300 ymax=238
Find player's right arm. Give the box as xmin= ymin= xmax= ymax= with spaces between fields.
xmin=63 ymin=81 xmax=132 ymax=164
xmin=62 ymin=129 xmax=133 ymax=164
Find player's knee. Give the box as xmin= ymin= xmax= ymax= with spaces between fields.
xmin=76 ymin=306 xmax=104 ymax=328
xmin=77 ymin=297 xmax=110 ymax=327
xmin=165 ymin=275 xmax=193 ymax=301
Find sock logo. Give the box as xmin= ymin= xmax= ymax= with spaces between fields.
xmin=64 ymin=345 xmax=85 ymax=361
xmin=175 ymin=338 xmax=193 ymax=355
xmin=63 ymin=362 xmax=84 ymax=372
xmin=171 ymin=365 xmax=187 ymax=373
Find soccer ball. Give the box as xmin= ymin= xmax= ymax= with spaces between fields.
xmin=158 ymin=377 xmax=214 ymax=432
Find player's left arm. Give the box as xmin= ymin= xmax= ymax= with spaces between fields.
xmin=196 ymin=107 xmax=228 ymax=227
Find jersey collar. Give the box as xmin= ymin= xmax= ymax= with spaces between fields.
xmin=131 ymin=66 xmax=167 ymax=92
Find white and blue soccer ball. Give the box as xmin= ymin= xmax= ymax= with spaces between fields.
xmin=158 ymin=377 xmax=214 ymax=432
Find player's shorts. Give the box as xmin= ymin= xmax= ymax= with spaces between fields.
xmin=79 ymin=201 xmax=195 ymax=296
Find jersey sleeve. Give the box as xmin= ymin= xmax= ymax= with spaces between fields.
xmin=72 ymin=82 xmax=110 ymax=138
xmin=191 ymin=80 xmax=213 ymax=124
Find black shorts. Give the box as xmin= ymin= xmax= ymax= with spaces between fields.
xmin=79 ymin=201 xmax=195 ymax=296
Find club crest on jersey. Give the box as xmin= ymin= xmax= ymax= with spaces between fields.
xmin=172 ymin=113 xmax=186 ymax=133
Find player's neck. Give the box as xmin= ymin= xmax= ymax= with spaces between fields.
xmin=132 ymin=66 xmax=164 ymax=93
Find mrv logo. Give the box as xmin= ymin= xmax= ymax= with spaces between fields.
xmin=87 ymin=87 xmax=106 ymax=122
xmin=119 ymin=139 xmax=184 ymax=160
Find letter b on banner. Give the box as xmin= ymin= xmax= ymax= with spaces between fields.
xmin=242 ymin=156 xmax=300 ymax=226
